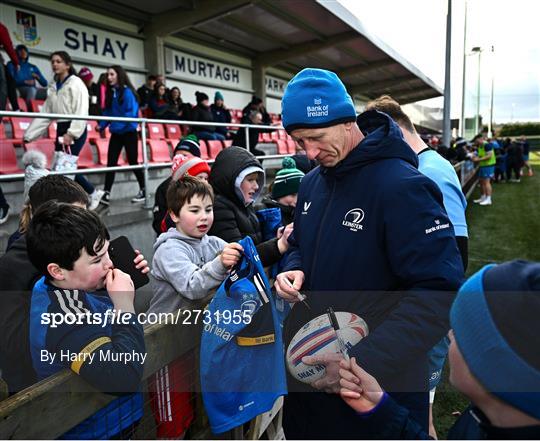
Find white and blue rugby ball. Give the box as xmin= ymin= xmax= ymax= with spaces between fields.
xmin=286 ymin=311 xmax=368 ymax=384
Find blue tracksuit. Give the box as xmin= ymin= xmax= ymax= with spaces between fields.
xmin=29 ymin=277 xmax=144 ymax=439
xmin=7 ymin=53 xmax=47 ymax=88
xmin=282 ymin=110 xmax=464 ymax=439
xmin=99 ymin=86 xmax=139 ymax=134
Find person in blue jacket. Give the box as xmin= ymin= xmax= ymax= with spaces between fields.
xmin=366 ymin=95 xmax=468 ymax=438
xmin=26 ymin=202 xmax=145 ymax=439
xmin=275 ymin=68 xmax=464 ymax=439
xmin=97 ymin=65 xmax=145 ymax=207
xmin=339 ymin=260 xmax=540 ymax=440
xmin=7 ymin=44 xmax=47 ymax=104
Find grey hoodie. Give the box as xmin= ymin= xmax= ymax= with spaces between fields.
xmin=149 ymin=228 xmax=228 ymax=314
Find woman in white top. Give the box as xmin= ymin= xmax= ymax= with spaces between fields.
xmin=24 ymin=51 xmax=103 ymax=209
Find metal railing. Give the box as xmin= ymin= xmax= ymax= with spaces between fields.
xmin=0 ymin=110 xmax=287 ymax=207
xmin=454 ymin=159 xmax=479 ymax=199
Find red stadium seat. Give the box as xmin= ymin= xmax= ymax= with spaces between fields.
xmin=287 ymin=139 xmax=297 ymax=154
xmin=85 ymin=120 xmax=100 ymax=140
xmin=0 ymin=140 xmax=22 ymax=174
xmin=24 ymin=139 xmax=56 ymax=168
xmin=0 ymin=121 xmax=6 ymax=139
xmin=77 ymin=143 xmax=99 ymax=169
xmin=270 ymin=131 xmax=279 ymax=141
xmin=137 ymin=141 xmax=145 ymax=164
xmin=275 ymin=140 xmax=289 ymax=155
xmin=198 ymin=140 xmax=209 ymax=160
xmin=165 ymin=124 xmax=182 ymax=141
xmin=17 ymin=97 xmax=28 ymax=112
xmin=147 ymin=123 xmax=165 ymax=140
xmin=278 ymin=130 xmax=288 ymax=140
xmin=30 ymin=99 xmax=45 ymax=113
xmin=148 ymin=139 xmax=171 ymax=163
xmin=10 ymin=117 xmax=32 ymax=141
xmin=260 ymin=132 xmax=272 ymax=142
xmin=223 ymin=140 xmax=233 ymax=148
xmin=206 ymin=140 xmax=223 ymax=159
xmin=47 ymin=121 xmax=57 ymax=140
xmin=94 ymin=138 xmax=127 ymax=166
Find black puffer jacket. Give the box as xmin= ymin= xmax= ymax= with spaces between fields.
xmin=191 ymin=104 xmax=215 ymax=133
xmin=209 ymin=146 xmax=282 ymax=266
xmin=0 ymin=235 xmax=39 ymax=394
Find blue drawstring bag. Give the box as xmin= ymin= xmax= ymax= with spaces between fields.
xmin=200 ymin=236 xmax=287 ymax=434
xmin=256 ymin=207 xmax=282 ymax=241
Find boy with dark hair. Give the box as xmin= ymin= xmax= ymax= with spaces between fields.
xmin=0 ymin=175 xmax=148 ymax=395
xmin=150 ymin=176 xmax=242 ymax=313
xmin=27 ymin=202 xmax=145 ymax=439
xmin=339 ymin=260 xmax=540 ymax=439
xmin=0 ymin=175 xmax=88 ymax=394
xmin=148 ymin=176 xmax=242 ymax=438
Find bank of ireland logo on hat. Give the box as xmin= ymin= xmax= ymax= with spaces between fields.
xmin=306 ymin=97 xmax=329 ymax=118
xmin=282 ymin=68 xmax=357 ymax=133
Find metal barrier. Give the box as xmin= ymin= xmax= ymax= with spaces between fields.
xmin=0 ymin=307 xmax=203 ymax=439
xmin=454 ymin=159 xmax=479 ymax=199
xmin=0 ymin=110 xmax=288 ymax=207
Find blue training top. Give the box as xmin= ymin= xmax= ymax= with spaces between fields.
xmin=29 ymin=277 xmax=144 ymax=439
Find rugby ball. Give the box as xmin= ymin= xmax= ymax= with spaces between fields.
xmin=286 ymin=312 xmax=368 ymax=384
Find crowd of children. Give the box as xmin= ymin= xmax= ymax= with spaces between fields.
xmin=1 ymin=54 xmax=539 ymax=438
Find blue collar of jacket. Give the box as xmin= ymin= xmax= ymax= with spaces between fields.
xmin=55 ymin=74 xmax=72 ymax=91
xmin=321 ymin=110 xmax=418 ymax=179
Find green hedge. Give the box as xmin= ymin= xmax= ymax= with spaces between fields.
xmin=498 ymin=122 xmax=540 ymax=136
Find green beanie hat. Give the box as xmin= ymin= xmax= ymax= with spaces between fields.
xmin=271 ymin=157 xmax=305 ymax=199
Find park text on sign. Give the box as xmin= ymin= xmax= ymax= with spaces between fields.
xmin=265 ymin=75 xmax=289 ymax=97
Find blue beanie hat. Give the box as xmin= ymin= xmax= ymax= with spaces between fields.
xmin=281 ymin=68 xmax=357 ymax=133
xmin=450 ymin=260 xmax=540 ymax=419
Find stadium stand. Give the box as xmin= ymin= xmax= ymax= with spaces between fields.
xmin=24 ymin=140 xmax=56 ymax=168
xmin=147 ymin=123 xmax=166 ymax=140
xmin=206 ymin=140 xmax=223 ymax=159
xmin=0 ymin=140 xmax=22 ymax=174
xmin=10 ymin=118 xmax=32 ymax=143
xmin=165 ymin=124 xmax=182 ymax=142
xmin=147 ymin=139 xmax=172 ymax=163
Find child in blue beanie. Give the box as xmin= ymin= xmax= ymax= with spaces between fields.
xmin=339 ymin=260 xmax=540 ymax=439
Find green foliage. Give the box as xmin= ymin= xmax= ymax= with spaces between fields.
xmin=498 ymin=122 xmax=540 ymax=137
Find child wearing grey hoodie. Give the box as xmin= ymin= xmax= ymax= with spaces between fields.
xmin=149 ymin=176 xmax=243 ymax=314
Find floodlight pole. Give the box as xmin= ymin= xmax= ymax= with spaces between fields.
xmin=472 ymin=46 xmax=483 ymax=135
xmin=488 ymin=45 xmax=495 ymax=138
xmin=460 ymin=0 xmax=467 ymax=137
xmin=442 ymin=0 xmax=452 ymax=147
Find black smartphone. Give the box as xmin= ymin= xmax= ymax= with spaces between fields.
xmin=108 ymin=236 xmax=149 ymax=289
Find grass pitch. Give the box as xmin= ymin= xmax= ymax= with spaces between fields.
xmin=433 ymin=163 xmax=540 ymax=437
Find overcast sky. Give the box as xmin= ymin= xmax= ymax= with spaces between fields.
xmin=339 ymin=0 xmax=540 ymax=123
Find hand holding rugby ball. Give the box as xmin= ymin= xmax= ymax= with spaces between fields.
xmin=286 ymin=312 xmax=368 ymax=384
